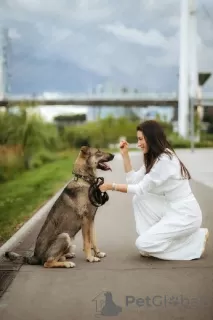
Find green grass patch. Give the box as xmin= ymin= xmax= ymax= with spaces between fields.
xmin=0 ymin=150 xmax=79 ymax=245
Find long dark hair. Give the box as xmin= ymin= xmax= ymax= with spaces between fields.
xmin=136 ymin=120 xmax=191 ymax=179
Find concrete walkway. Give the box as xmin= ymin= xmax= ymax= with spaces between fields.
xmin=0 ymin=149 xmax=213 ymax=320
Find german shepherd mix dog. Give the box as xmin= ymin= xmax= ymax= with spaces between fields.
xmin=5 ymin=146 xmax=114 ymax=268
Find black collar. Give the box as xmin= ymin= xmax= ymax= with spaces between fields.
xmin=66 ymin=172 xmax=107 ymax=207
xmin=72 ymin=171 xmax=97 ymax=184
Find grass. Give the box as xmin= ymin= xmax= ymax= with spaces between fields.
xmin=0 ymin=150 xmax=79 ymax=245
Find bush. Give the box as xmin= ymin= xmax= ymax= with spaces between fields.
xmin=0 ymin=107 xmax=65 ymax=181
xmin=31 ymin=150 xmax=58 ymax=168
xmin=195 ymin=141 xmax=213 ymax=148
xmin=64 ymin=117 xmax=146 ymax=148
xmin=207 ymin=124 xmax=213 ymax=134
xmin=0 ymin=145 xmax=25 ymax=182
xmin=172 ymin=141 xmax=191 ymax=148
xmin=168 ymin=132 xmax=213 ymax=149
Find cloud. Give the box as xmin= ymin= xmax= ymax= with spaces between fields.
xmin=101 ymin=23 xmax=168 ymax=49
xmin=8 ymin=28 xmax=21 ymax=39
xmin=0 ymin=0 xmax=213 ymax=96
xmin=2 ymin=0 xmax=112 ymax=25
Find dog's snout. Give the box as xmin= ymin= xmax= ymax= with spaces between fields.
xmin=109 ymin=153 xmax=115 ymax=160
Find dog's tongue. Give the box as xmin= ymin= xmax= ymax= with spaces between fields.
xmin=104 ymin=163 xmax=112 ymax=171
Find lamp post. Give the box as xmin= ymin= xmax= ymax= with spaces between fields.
xmin=178 ymin=0 xmax=190 ymax=138
xmin=188 ymin=0 xmax=198 ymax=152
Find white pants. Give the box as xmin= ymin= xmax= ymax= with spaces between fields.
xmin=132 ymin=193 xmax=208 ymax=260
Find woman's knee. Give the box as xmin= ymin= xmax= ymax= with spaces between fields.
xmin=135 ymin=234 xmax=147 ymax=250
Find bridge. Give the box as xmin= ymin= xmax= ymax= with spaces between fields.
xmin=1 ymin=92 xmax=213 ymax=107
xmin=0 ymin=0 xmax=212 ymax=139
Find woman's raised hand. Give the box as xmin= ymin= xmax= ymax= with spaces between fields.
xmin=119 ymin=139 xmax=129 ymax=157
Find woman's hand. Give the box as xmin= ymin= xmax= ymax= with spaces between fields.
xmin=119 ymin=139 xmax=129 ymax=157
xmin=99 ymin=183 xmax=110 ymax=192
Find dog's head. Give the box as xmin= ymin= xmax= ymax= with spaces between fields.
xmin=79 ymin=146 xmax=114 ymax=172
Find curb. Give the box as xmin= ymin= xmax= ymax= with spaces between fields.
xmin=0 ymin=184 xmax=67 ymax=258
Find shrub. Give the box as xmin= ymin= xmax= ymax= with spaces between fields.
xmin=31 ymin=150 xmax=58 ymax=168
xmin=0 ymin=145 xmax=24 ymax=182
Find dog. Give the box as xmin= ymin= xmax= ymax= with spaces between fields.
xmin=5 ymin=146 xmax=114 ymax=268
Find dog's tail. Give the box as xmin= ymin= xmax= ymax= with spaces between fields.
xmin=4 ymin=251 xmax=40 ymax=265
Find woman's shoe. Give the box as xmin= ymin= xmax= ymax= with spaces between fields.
xmin=140 ymin=251 xmax=150 ymax=257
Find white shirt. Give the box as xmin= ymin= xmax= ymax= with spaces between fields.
xmin=126 ymin=152 xmax=193 ymax=201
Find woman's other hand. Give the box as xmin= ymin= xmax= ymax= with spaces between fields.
xmin=119 ymin=140 xmax=129 ymax=157
xmin=99 ymin=183 xmax=109 ymax=192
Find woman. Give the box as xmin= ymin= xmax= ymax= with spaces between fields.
xmin=99 ymin=120 xmax=209 ymax=260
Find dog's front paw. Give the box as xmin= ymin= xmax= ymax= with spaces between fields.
xmin=87 ymin=256 xmax=101 ymax=262
xmin=64 ymin=261 xmax=76 ymax=268
xmin=95 ymin=251 xmax=106 ymax=258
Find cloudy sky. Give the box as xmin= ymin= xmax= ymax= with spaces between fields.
xmin=1 ymin=0 xmax=213 ymax=120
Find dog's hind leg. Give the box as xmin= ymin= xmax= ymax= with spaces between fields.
xmin=82 ymin=217 xmax=100 ymax=263
xmin=64 ymin=244 xmax=76 ymax=259
xmin=90 ymin=220 xmax=106 ymax=259
xmin=44 ymin=233 xmax=75 ymax=268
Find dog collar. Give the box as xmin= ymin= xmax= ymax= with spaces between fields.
xmin=72 ymin=171 xmax=96 ymax=184
xmin=70 ymin=172 xmax=108 ymax=207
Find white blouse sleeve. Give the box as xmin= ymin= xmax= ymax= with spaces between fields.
xmin=125 ymin=165 xmax=146 ymax=184
xmin=127 ymin=154 xmax=178 ymax=195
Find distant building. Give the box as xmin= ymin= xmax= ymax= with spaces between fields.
xmin=141 ymin=106 xmax=174 ymax=122
xmin=54 ymin=113 xmax=86 ymax=127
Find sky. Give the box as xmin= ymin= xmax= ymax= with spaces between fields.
xmin=1 ymin=0 xmax=213 ymax=121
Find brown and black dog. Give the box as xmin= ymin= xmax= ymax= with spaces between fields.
xmin=5 ymin=146 xmax=114 ymax=268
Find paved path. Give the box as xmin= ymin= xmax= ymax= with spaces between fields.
xmin=176 ymin=148 xmax=213 ymax=188
xmin=0 ymin=149 xmax=213 ymax=320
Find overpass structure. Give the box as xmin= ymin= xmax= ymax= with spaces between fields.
xmin=0 ymin=0 xmax=212 ymax=140
xmin=0 ymin=92 xmax=213 ymax=107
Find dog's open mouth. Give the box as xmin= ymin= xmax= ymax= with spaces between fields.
xmin=97 ymin=160 xmax=112 ymax=171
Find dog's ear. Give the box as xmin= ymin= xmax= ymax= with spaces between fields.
xmin=80 ymin=146 xmax=90 ymax=155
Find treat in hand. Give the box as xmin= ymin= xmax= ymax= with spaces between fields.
xmin=119 ymin=140 xmax=129 ymax=156
xmin=120 ymin=140 xmax=128 ymax=148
